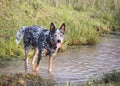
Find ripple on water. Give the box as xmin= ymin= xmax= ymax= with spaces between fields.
xmin=0 ymin=36 xmax=120 ymax=84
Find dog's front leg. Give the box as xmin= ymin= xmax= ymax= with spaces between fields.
xmin=35 ymin=50 xmax=42 ymax=71
xmin=48 ymin=55 xmax=55 ymax=72
xmin=48 ymin=48 xmax=59 ymax=72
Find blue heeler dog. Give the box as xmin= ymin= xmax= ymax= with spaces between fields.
xmin=16 ymin=23 xmax=65 ymax=72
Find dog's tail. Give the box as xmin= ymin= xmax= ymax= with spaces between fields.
xmin=16 ymin=26 xmax=26 ymax=44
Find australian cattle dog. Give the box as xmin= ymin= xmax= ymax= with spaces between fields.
xmin=16 ymin=23 xmax=65 ymax=72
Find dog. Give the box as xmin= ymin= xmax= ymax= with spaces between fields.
xmin=16 ymin=23 xmax=65 ymax=72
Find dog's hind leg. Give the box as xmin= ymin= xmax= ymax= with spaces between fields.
xmin=35 ymin=50 xmax=42 ymax=71
xmin=32 ymin=47 xmax=38 ymax=71
xmin=24 ymin=46 xmax=30 ymax=72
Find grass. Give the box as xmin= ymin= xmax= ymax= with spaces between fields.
xmin=0 ymin=0 xmax=120 ymax=59
xmin=0 ymin=73 xmax=54 ymax=86
xmin=82 ymin=70 xmax=120 ymax=86
xmin=82 ymin=82 xmax=120 ymax=86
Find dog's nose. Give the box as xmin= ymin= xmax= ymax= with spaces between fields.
xmin=57 ymin=40 xmax=61 ymax=43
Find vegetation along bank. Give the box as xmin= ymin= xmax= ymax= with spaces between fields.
xmin=0 ymin=0 xmax=120 ymax=59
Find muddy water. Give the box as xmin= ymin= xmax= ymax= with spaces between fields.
xmin=0 ymin=35 xmax=120 ymax=85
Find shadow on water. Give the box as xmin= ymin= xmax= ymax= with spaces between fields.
xmin=0 ymin=35 xmax=120 ymax=85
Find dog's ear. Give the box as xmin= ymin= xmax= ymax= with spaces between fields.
xmin=60 ymin=23 xmax=65 ymax=32
xmin=50 ymin=22 xmax=55 ymax=32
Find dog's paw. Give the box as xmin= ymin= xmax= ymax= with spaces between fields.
xmin=48 ymin=68 xmax=52 ymax=72
xmin=35 ymin=66 xmax=40 ymax=72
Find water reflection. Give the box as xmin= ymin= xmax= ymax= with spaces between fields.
xmin=0 ymin=35 xmax=120 ymax=85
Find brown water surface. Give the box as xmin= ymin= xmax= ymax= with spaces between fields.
xmin=0 ymin=35 xmax=120 ymax=85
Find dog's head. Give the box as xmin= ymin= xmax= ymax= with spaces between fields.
xmin=49 ymin=23 xmax=65 ymax=48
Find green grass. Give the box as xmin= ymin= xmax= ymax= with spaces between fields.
xmin=82 ymin=70 xmax=120 ymax=86
xmin=0 ymin=0 xmax=120 ymax=59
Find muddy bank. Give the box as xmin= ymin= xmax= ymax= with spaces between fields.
xmin=0 ymin=73 xmax=54 ymax=86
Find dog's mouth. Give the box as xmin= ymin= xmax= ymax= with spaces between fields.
xmin=56 ymin=43 xmax=61 ymax=48
xmin=51 ymin=39 xmax=62 ymax=48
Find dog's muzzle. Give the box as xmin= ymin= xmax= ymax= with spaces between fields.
xmin=51 ymin=39 xmax=62 ymax=49
xmin=56 ymin=40 xmax=61 ymax=48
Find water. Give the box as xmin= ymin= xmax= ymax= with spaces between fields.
xmin=0 ymin=35 xmax=120 ymax=85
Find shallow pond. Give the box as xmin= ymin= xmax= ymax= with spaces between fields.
xmin=0 ymin=35 xmax=120 ymax=85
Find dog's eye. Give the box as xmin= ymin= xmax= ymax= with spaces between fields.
xmin=60 ymin=34 xmax=63 ymax=37
xmin=54 ymin=34 xmax=57 ymax=37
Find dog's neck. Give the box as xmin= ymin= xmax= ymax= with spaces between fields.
xmin=45 ymin=35 xmax=57 ymax=52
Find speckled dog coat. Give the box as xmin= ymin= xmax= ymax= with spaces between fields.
xmin=16 ymin=23 xmax=65 ymax=71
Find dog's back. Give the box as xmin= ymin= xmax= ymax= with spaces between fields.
xmin=16 ymin=26 xmax=45 ymax=46
xmin=23 ymin=26 xmax=44 ymax=48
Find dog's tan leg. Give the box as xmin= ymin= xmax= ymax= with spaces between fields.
xmin=48 ymin=48 xmax=58 ymax=72
xmin=25 ymin=50 xmax=29 ymax=72
xmin=48 ymin=56 xmax=54 ymax=72
xmin=42 ymin=49 xmax=47 ymax=56
xmin=35 ymin=51 xmax=42 ymax=71
xmin=32 ymin=47 xmax=38 ymax=71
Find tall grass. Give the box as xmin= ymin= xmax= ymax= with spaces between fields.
xmin=0 ymin=33 xmax=24 ymax=59
xmin=0 ymin=0 xmax=120 ymax=59
xmin=41 ymin=0 xmax=120 ymax=32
